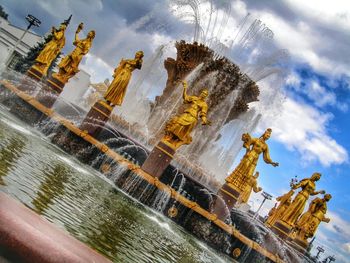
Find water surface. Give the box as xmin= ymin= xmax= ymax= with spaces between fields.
xmin=0 ymin=105 xmax=232 ymax=263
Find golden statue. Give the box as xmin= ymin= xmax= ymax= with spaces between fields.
xmin=226 ymin=129 xmax=278 ymax=191
xmin=35 ymin=22 xmax=67 ymax=76
xmin=294 ymin=194 xmax=331 ymax=242
xmin=265 ymin=189 xmax=294 ymax=226
xmin=163 ymin=80 xmax=210 ymax=149
xmin=281 ymin=173 xmax=325 ymax=226
xmin=53 ymin=23 xmax=95 ymax=83
xmin=239 ymin=171 xmax=262 ymax=204
xmin=104 ymin=51 xmax=144 ymax=106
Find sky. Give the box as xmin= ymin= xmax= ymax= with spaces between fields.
xmin=1 ymin=0 xmax=350 ymax=262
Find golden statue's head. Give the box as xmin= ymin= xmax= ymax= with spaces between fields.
xmin=87 ymin=30 xmax=96 ymax=39
xmin=135 ymin=50 xmax=144 ymax=59
xmin=262 ymin=128 xmax=272 ymax=140
xmin=324 ymin=193 xmax=332 ymax=201
xmin=200 ymin=89 xmax=209 ymax=99
xmin=311 ymin=172 xmax=321 ymax=181
xmin=59 ymin=24 xmax=67 ymax=31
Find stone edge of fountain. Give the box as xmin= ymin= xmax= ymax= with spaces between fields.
xmin=0 ymin=192 xmax=112 ymax=263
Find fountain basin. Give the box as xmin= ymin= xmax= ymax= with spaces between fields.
xmin=0 ymin=79 xmax=292 ymax=262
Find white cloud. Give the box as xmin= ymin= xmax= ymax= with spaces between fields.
xmin=260 ymin=97 xmax=348 ymax=166
xmin=80 ymin=53 xmax=114 ymax=83
xmin=309 ymin=81 xmax=337 ymax=107
xmin=240 ymin=0 xmax=350 ymax=77
xmin=285 ymin=0 xmax=350 ymax=30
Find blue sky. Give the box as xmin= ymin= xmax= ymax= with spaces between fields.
xmin=2 ymin=0 xmax=350 ymax=262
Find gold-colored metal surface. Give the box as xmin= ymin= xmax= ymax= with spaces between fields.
xmin=281 ymin=173 xmax=325 ymax=226
xmin=104 ymin=51 xmax=144 ymax=106
xmin=266 ymin=190 xmax=294 ymax=227
xmin=167 ymin=206 xmax=178 ymax=218
xmin=53 ymin=23 xmax=95 ymax=83
xmin=162 ymin=80 xmax=210 ymax=149
xmin=226 ymin=129 xmax=278 ymax=192
xmin=293 ymin=194 xmax=331 ymax=242
xmin=239 ymin=171 xmax=262 ymax=204
xmin=34 ymin=23 xmax=67 ymax=76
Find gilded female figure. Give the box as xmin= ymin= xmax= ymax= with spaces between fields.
xmin=163 ymin=81 xmax=210 ymax=149
xmin=104 ymin=51 xmax=144 ymax=106
xmin=239 ymin=171 xmax=262 ymax=204
xmin=265 ymin=189 xmax=294 ymax=226
xmin=54 ymin=23 xmax=95 ymax=83
xmin=294 ymin=194 xmax=331 ymax=241
xmin=281 ymin=173 xmax=325 ymax=226
xmin=35 ymin=23 xmax=66 ymax=75
xmin=226 ymin=129 xmax=278 ymax=191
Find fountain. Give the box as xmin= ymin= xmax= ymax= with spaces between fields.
xmin=0 ymin=4 xmax=331 ymax=263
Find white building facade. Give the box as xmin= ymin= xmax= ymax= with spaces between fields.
xmin=0 ymin=16 xmax=42 ymax=68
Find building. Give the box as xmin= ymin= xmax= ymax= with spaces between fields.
xmin=0 ymin=16 xmax=42 ymax=68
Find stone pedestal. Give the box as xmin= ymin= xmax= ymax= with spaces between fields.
xmin=141 ymin=140 xmax=176 ymax=178
xmin=290 ymin=237 xmax=308 ymax=254
xmin=17 ymin=65 xmax=44 ymax=92
xmin=27 ymin=65 xmax=44 ymax=81
xmin=211 ymin=182 xmax=242 ymax=220
xmin=270 ymin=219 xmax=293 ymax=239
xmin=36 ymin=75 xmax=65 ymax=108
xmin=79 ymin=100 xmax=113 ymax=137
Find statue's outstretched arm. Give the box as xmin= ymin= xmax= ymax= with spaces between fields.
xmin=263 ymin=147 xmax=279 ymax=167
xmin=253 ymin=182 xmax=262 ymax=193
xmin=311 ymin=189 xmax=325 ymax=196
xmin=73 ymin=23 xmax=83 ymax=46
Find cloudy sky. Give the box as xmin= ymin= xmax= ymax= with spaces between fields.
xmin=2 ymin=0 xmax=350 ymax=262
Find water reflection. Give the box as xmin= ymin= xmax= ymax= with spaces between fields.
xmin=0 ymin=108 xmax=232 ymax=263
xmin=32 ymin=163 xmax=71 ymax=214
xmin=0 ymin=132 xmax=26 ymax=185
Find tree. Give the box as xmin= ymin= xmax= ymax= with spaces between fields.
xmin=13 ymin=34 xmax=61 ymax=75
xmin=0 ymin=5 xmax=9 ymax=20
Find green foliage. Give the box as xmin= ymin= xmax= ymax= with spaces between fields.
xmin=13 ymin=34 xmax=60 ymax=74
xmin=0 ymin=5 xmax=9 ymax=20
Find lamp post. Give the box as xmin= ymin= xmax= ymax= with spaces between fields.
xmin=315 ymin=246 xmax=325 ymax=260
xmin=254 ymin=191 xmax=272 ymax=220
xmin=328 ymin=255 xmax=336 ymax=263
xmin=5 ymin=14 xmax=41 ymax=67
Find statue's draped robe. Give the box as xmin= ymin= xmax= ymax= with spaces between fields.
xmin=227 ymin=137 xmax=273 ymax=191
xmin=104 ymin=59 xmax=142 ymax=106
xmin=36 ymin=29 xmax=65 ymax=74
xmin=281 ymin=179 xmax=316 ymax=226
xmin=58 ymin=38 xmax=92 ymax=77
xmin=165 ymin=95 xmax=208 ymax=146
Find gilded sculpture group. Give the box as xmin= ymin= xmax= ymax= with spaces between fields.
xmin=33 ymin=19 xmax=331 ymax=246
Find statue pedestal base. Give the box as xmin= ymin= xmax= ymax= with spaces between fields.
xmin=270 ymin=219 xmax=292 ymax=239
xmin=79 ymin=100 xmax=113 ymax=137
xmin=289 ymin=237 xmax=308 ymax=254
xmin=17 ymin=66 xmax=44 ymax=92
xmin=36 ymin=75 xmax=65 ymax=108
xmin=211 ymin=182 xmax=241 ymax=220
xmin=141 ymin=140 xmax=175 ymax=178
xmin=27 ymin=65 xmax=44 ymax=82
